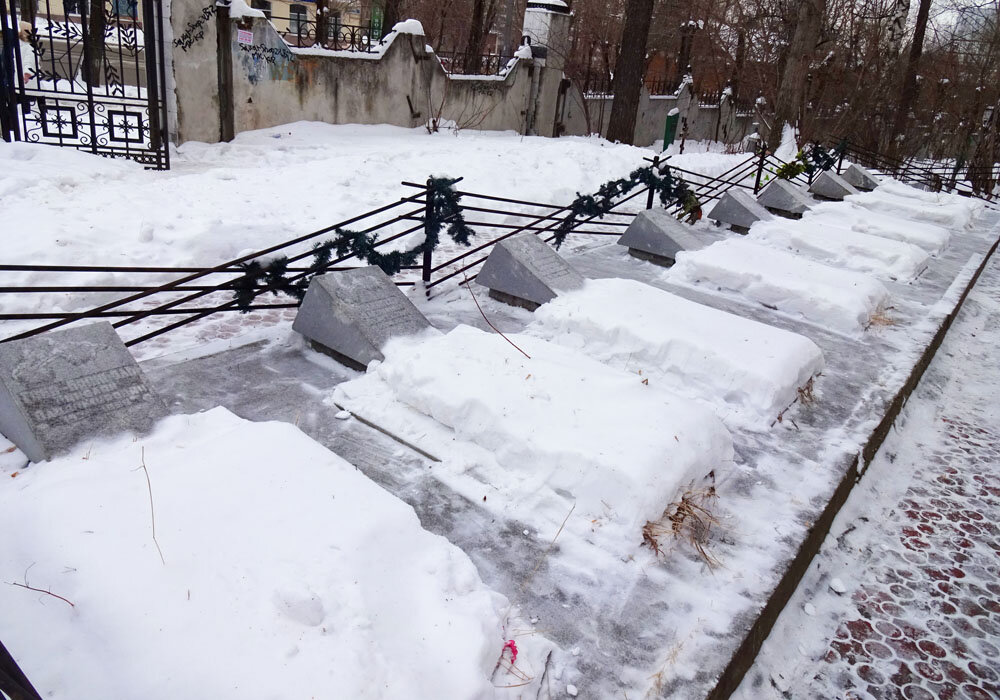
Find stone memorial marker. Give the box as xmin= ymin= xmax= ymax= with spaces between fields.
xmin=617 ymin=207 xmax=726 ymax=266
xmin=756 ymin=179 xmax=814 ymax=218
xmin=707 ymin=189 xmax=774 ymax=233
xmin=476 ymin=233 xmax=585 ymax=310
xmin=0 ymin=322 xmax=167 ymax=463
xmin=293 ymin=266 xmax=432 ymax=370
xmin=809 ymin=170 xmax=860 ymax=201
xmin=841 ymin=164 xmax=880 ymax=191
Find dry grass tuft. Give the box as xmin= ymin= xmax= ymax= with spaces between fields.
xmin=797 ymin=376 xmax=816 ymax=404
xmin=642 ymin=473 xmax=720 ymax=568
xmin=868 ymin=308 xmax=898 ymax=327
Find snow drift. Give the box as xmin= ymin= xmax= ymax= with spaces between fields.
xmin=334 ymin=325 xmax=733 ymax=537
xmin=526 ymin=278 xmax=825 ymax=428
xmin=667 ymin=239 xmax=890 ymax=335
xmin=0 ymin=408 xmax=551 ymax=699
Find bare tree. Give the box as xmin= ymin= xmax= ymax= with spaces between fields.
xmin=887 ymin=0 xmax=931 ymax=147
xmin=606 ymin=0 xmax=655 ymax=143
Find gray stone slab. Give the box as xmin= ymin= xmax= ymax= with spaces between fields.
xmin=707 ymin=189 xmax=774 ymax=233
xmin=293 ymin=266 xmax=432 ymax=370
xmin=0 ymin=322 xmax=167 ymax=463
xmin=617 ymin=208 xmax=725 ymax=265
xmin=841 ymin=164 xmax=880 ymax=191
xmin=809 ymin=170 xmax=860 ymax=200
xmin=756 ymin=179 xmax=814 ymax=217
xmin=476 ymin=233 xmax=585 ymax=309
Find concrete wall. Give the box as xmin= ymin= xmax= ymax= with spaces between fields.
xmin=168 ymin=0 xmax=755 ymax=147
xmin=227 ymin=16 xmax=540 ymax=135
xmin=559 ymin=81 xmax=757 ymax=147
xmin=170 ymin=0 xmax=223 ymax=143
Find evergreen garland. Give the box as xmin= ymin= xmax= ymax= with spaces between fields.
xmin=552 ymin=165 xmax=700 ymax=248
xmin=775 ymin=142 xmax=847 ymax=181
xmin=231 ymin=177 xmax=475 ymax=312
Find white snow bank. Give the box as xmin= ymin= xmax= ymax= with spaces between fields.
xmin=846 ymin=183 xmax=983 ymax=229
xmin=0 ymin=408 xmax=551 ymax=700
xmin=804 ymin=201 xmax=951 ymax=254
xmin=668 ymin=239 xmax=890 ymax=335
xmin=525 ymin=278 xmax=824 ymax=428
xmin=749 ymin=218 xmax=929 ymax=281
xmin=335 ymin=325 xmax=733 ymax=536
xmin=390 ymin=18 xmax=425 ymax=35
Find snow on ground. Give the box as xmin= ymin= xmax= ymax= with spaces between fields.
xmin=666 ymin=238 xmax=891 ymax=335
xmin=0 ymin=122 xmax=658 ymax=329
xmin=0 ymin=122 xmax=653 ymax=273
xmin=749 ymin=218 xmax=929 ymax=281
xmin=333 ymin=324 xmax=734 ymax=542
xmin=848 ymin=180 xmax=986 ymax=229
xmin=805 ymin=202 xmax=953 ymax=254
xmin=524 ymin=277 xmax=824 ymax=429
xmin=0 ymin=407 xmax=553 ymax=699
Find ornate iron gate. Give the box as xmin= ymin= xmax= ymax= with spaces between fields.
xmin=0 ymin=0 xmax=169 ymax=168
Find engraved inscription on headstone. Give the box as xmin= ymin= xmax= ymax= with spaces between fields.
xmin=618 ymin=208 xmax=726 ymax=266
xmin=476 ymin=233 xmax=586 ymax=310
xmin=293 ymin=266 xmax=433 ymax=370
xmin=0 ymin=322 xmax=167 ymax=463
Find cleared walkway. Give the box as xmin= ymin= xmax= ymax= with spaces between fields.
xmin=740 ymin=248 xmax=1000 ymax=699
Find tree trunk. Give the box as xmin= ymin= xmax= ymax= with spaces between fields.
xmin=381 ymin=0 xmax=402 ymax=37
xmin=768 ymin=0 xmax=825 ymax=149
xmin=606 ymin=0 xmax=654 ymax=144
xmin=463 ymin=0 xmax=497 ymax=73
xmin=888 ymin=0 xmax=931 ymax=150
xmin=85 ymin=0 xmax=106 ymax=88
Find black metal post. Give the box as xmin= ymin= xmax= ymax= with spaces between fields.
xmin=646 ymin=155 xmax=659 ymax=209
xmin=753 ymin=145 xmax=767 ymax=194
xmin=0 ymin=638 xmax=44 ymax=700
xmin=422 ymin=178 xmax=434 ymax=295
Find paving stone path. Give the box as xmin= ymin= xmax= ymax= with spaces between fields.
xmin=740 ymin=247 xmax=1000 ymax=700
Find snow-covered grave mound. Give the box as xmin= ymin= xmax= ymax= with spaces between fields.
xmin=749 ymin=217 xmax=929 ymax=281
xmin=667 ymin=239 xmax=890 ymax=336
xmin=804 ymin=201 xmax=952 ymax=254
xmin=0 ymin=408 xmax=552 ymax=699
xmin=846 ymin=180 xmax=984 ymax=229
xmin=334 ymin=325 xmax=733 ymax=540
xmin=524 ymin=278 xmax=824 ymax=428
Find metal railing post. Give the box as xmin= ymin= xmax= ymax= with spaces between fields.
xmin=646 ymin=155 xmax=659 ymax=209
xmin=422 ymin=178 xmax=434 ymax=295
xmin=753 ymin=145 xmax=767 ymax=194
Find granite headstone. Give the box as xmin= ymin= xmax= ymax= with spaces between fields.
xmin=841 ymin=164 xmax=880 ymax=191
xmin=707 ymin=189 xmax=774 ymax=233
xmin=476 ymin=233 xmax=585 ymax=310
xmin=293 ymin=266 xmax=432 ymax=370
xmin=0 ymin=322 xmax=167 ymax=463
xmin=617 ymin=208 xmax=726 ymax=266
xmin=809 ymin=170 xmax=860 ymax=201
xmin=756 ymin=179 xmax=814 ymax=218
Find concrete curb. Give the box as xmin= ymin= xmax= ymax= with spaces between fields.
xmin=706 ymin=233 xmax=1000 ymax=700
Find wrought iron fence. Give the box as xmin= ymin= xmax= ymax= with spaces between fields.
xmin=264 ymin=13 xmax=380 ymax=53
xmin=433 ymin=50 xmax=515 ymax=76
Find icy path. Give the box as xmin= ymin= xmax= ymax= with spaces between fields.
xmin=738 ymin=248 xmax=1000 ymax=699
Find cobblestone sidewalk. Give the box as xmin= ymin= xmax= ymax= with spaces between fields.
xmin=739 ymin=249 xmax=1000 ymax=700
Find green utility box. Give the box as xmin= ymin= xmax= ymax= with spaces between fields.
xmin=662 ymin=109 xmax=680 ymax=150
